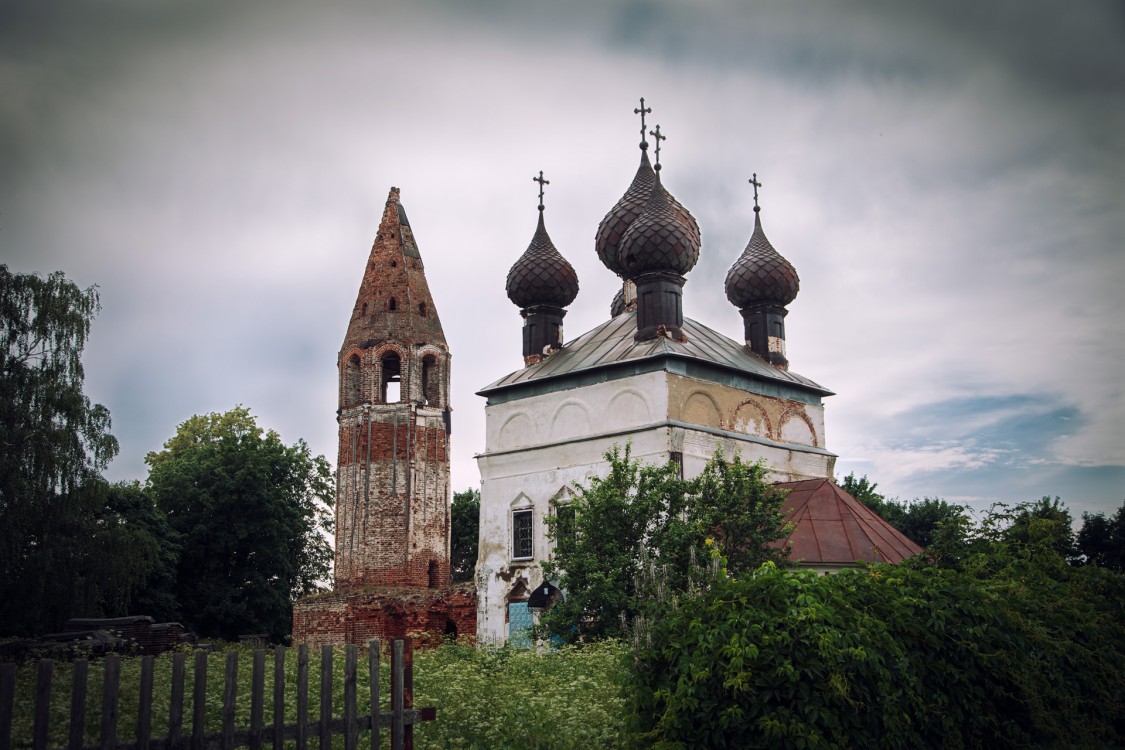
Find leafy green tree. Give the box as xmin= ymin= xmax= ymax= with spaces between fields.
xmin=541 ymin=445 xmax=789 ymax=643
xmin=1004 ymin=496 xmax=1079 ymax=561
xmin=840 ymin=473 xmax=966 ymax=548
xmin=1078 ymin=501 xmax=1125 ymax=570
xmin=0 ymin=266 xmax=157 ymax=634
xmin=145 ymin=407 xmax=333 ymax=642
xmin=450 ymin=488 xmax=480 ymax=582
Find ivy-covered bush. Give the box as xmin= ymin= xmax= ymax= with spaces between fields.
xmin=626 ymin=561 xmax=1125 ymax=749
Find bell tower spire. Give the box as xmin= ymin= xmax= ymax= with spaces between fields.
xmin=335 ymin=187 xmax=452 ymax=591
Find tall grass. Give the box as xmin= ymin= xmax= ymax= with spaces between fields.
xmin=4 ymin=640 xmax=628 ymax=749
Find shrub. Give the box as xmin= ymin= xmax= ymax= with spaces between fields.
xmin=626 ymin=562 xmax=1125 ymax=749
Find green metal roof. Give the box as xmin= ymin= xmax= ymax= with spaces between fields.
xmin=478 ymin=312 xmax=833 ymax=403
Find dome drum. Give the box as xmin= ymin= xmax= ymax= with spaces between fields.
xmin=520 ymin=304 xmax=568 ymax=366
xmin=633 ymin=270 xmax=686 ymax=342
xmin=739 ymin=301 xmax=789 ymax=370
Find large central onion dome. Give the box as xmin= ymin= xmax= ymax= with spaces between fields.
xmin=724 ymin=208 xmax=799 ymax=307
xmin=617 ymin=175 xmax=701 ymax=277
xmin=594 ymin=150 xmax=656 ymax=277
xmin=506 ymin=212 xmax=579 ymax=309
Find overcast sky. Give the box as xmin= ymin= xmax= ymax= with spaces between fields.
xmin=2 ymin=0 xmax=1123 ymax=519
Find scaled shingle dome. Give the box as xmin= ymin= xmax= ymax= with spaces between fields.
xmin=617 ymin=175 xmax=701 ymax=277
xmin=725 ymin=211 xmax=799 ymax=307
xmin=506 ymin=212 xmax=580 ymax=309
xmin=595 ymin=150 xmax=656 ymax=277
xmin=610 ymin=285 xmax=626 ymax=317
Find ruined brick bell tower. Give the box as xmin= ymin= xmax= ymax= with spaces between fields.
xmin=335 ymin=186 xmax=452 ymax=590
xmin=294 ymin=187 xmax=475 ymax=647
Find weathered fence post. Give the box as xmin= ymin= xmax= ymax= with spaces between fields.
xmin=169 ymin=652 xmax=186 ymax=750
xmin=0 ymin=662 xmax=14 ymax=750
xmin=221 ymin=651 xmax=237 ymax=750
xmin=67 ymin=660 xmax=88 ymax=750
xmin=137 ymin=656 xmax=154 ymax=750
xmin=33 ymin=659 xmax=52 ymax=750
xmin=190 ymin=651 xmax=207 ymax=750
xmin=318 ymin=646 xmax=332 ymax=750
xmin=249 ymin=649 xmax=264 ymax=750
xmin=296 ymin=644 xmax=308 ymax=750
xmin=391 ymin=641 xmax=404 ymax=749
xmin=271 ymin=647 xmax=284 ymax=750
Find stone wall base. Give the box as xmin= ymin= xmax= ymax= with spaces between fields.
xmin=292 ymin=583 xmax=476 ymax=648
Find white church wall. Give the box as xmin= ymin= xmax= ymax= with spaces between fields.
xmin=475 ymin=369 xmax=835 ymax=644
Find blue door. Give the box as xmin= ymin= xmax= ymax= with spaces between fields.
xmin=508 ymin=602 xmax=533 ymax=649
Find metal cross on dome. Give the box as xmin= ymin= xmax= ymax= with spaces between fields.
xmin=749 ymin=173 xmax=763 ymax=210
xmin=533 ymin=170 xmax=550 ymax=211
xmin=649 ymin=124 xmax=666 ymax=171
xmin=634 ymin=97 xmax=652 ymax=148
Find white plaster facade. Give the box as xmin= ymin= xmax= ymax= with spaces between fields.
xmin=474 ymin=356 xmax=836 ymax=645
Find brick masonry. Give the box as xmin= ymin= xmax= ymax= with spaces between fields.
xmin=293 ymin=187 xmax=476 ymax=645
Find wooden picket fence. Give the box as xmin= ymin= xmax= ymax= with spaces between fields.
xmin=0 ymin=640 xmax=433 ymax=750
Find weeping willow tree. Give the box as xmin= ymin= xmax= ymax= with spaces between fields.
xmin=0 ymin=265 xmax=161 ymax=634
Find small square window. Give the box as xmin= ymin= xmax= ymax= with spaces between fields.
xmin=512 ymin=510 xmax=533 ymax=560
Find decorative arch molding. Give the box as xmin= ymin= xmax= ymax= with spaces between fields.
xmin=498 ymin=412 xmax=536 ymax=450
xmin=682 ymin=390 xmax=723 ymax=429
xmin=339 ymin=346 xmax=368 ymax=368
xmin=371 ymin=342 xmax=407 ymax=361
xmin=606 ymin=387 xmax=652 ymax=424
xmin=730 ymin=398 xmax=774 ymax=439
xmin=777 ymin=405 xmax=819 ymax=448
xmin=550 ymin=399 xmax=591 ymax=441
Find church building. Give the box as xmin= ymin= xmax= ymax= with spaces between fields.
xmin=292 ymin=101 xmax=921 ymax=649
xmin=474 ymin=103 xmax=920 ymax=645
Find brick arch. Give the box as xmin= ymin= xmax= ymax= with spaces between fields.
xmin=777 ymin=405 xmax=818 ymax=448
xmin=730 ymin=398 xmax=774 ymax=438
xmin=371 ymin=344 xmax=406 ymax=404
xmin=682 ymin=390 xmax=722 ymax=429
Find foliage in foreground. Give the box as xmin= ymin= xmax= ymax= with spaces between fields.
xmin=4 ymin=640 xmax=627 ymax=750
xmin=541 ymin=445 xmax=789 ymax=643
xmin=627 ymin=516 xmax=1125 ymax=749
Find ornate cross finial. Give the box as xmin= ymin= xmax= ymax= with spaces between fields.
xmin=533 ymin=171 xmax=550 ymax=212
xmin=634 ymin=97 xmax=652 ymax=149
xmin=749 ymin=173 xmax=763 ymax=211
xmin=649 ymin=124 xmax=666 ymax=171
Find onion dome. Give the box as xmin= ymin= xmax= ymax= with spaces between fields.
xmin=506 ymin=212 xmax=579 ymax=308
xmin=617 ymin=174 xmax=701 ymax=277
xmin=595 ymin=150 xmax=656 ymax=277
xmin=610 ymin=286 xmax=625 ymax=317
xmin=724 ymin=208 xmax=799 ymax=307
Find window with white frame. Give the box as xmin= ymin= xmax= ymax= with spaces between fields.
xmin=512 ymin=510 xmax=533 ymax=560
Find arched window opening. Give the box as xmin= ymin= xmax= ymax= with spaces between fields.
xmin=418 ymin=302 xmax=427 ymax=317
xmin=361 ymin=302 xmax=368 ymax=316
xmin=444 ymin=619 xmax=458 ymax=641
xmin=421 ymin=355 xmax=439 ymax=406
xmin=388 ymin=297 xmax=398 ymax=311
xmin=381 ymin=352 xmax=401 ymax=403
xmin=391 ymin=260 xmax=397 ymax=268
xmin=428 ymin=560 xmax=439 ymax=589
xmin=344 ymin=354 xmax=361 ymax=407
